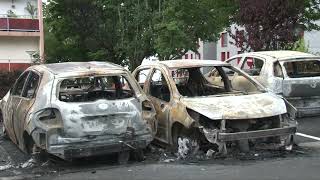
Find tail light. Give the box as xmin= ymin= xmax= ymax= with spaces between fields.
xmin=39 ymin=109 xmax=56 ymax=121
xmin=37 ymin=108 xmax=62 ymax=125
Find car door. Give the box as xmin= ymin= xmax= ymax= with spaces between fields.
xmin=14 ymin=71 xmax=41 ymax=144
xmin=5 ymin=71 xmax=30 ymax=144
xmin=144 ymin=68 xmax=172 ymax=143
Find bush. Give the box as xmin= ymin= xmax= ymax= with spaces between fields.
xmin=0 ymin=71 xmax=22 ymax=99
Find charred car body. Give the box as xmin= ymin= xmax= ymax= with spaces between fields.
xmin=0 ymin=62 xmax=155 ymax=160
xmin=133 ymin=60 xmax=297 ymax=154
xmin=227 ymin=51 xmax=320 ymax=117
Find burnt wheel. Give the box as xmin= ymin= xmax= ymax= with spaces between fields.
xmin=25 ymin=134 xmax=48 ymax=162
xmin=284 ymin=135 xmax=294 ymax=151
xmin=172 ymin=128 xmax=199 ymax=159
xmin=132 ymin=149 xmax=145 ymax=162
xmin=2 ymin=125 xmax=8 ymax=139
xmin=238 ymin=139 xmax=250 ymax=153
xmin=118 ymin=151 xmax=130 ymax=165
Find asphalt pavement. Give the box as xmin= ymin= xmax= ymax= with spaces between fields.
xmin=0 ymin=116 xmax=319 ymax=179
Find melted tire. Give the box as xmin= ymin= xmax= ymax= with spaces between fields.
xmin=118 ymin=151 xmax=130 ymax=165
xmin=132 ymin=149 xmax=145 ymax=162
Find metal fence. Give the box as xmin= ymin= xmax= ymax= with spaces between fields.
xmin=0 ymin=59 xmax=31 ymax=72
xmin=0 ymin=16 xmax=39 ymax=32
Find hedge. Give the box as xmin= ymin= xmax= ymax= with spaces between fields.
xmin=0 ymin=71 xmax=22 ymax=99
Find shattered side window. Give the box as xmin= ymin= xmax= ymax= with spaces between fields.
xmin=283 ymin=60 xmax=320 ymax=78
xmin=59 ymin=75 xmax=134 ymax=102
xmin=241 ymin=57 xmax=264 ymax=76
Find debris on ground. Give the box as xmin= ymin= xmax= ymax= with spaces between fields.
xmin=177 ymin=138 xmax=190 ymax=160
xmin=19 ymin=158 xmax=36 ymax=169
xmin=163 ymin=159 xmax=175 ymax=163
xmin=206 ymin=149 xmax=215 ymax=159
xmin=0 ymin=164 xmax=12 ymax=171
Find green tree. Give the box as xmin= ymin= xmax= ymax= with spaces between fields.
xmin=44 ymin=0 xmax=236 ymax=69
xmin=155 ymin=0 xmax=236 ymax=60
xmin=25 ymin=1 xmax=38 ymax=19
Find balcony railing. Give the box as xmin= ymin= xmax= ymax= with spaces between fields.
xmin=0 ymin=15 xmax=39 ymax=32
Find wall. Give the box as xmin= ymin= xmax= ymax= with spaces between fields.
xmin=0 ymin=0 xmax=38 ymax=17
xmin=304 ymin=20 xmax=320 ymax=54
xmin=202 ymin=42 xmax=217 ymax=60
xmin=216 ymin=24 xmax=244 ymax=61
xmin=0 ymin=36 xmax=39 ymax=63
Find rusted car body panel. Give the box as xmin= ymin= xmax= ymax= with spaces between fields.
xmin=227 ymin=51 xmax=320 ymax=117
xmin=133 ymin=60 xmax=297 ymax=153
xmin=0 ymin=62 xmax=155 ymax=160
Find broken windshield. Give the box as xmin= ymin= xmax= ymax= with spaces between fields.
xmin=283 ymin=60 xmax=320 ymax=78
xmin=171 ymin=66 xmax=262 ymax=97
xmin=59 ymin=75 xmax=134 ymax=102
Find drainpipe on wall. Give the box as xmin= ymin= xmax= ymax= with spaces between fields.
xmin=38 ymin=0 xmax=44 ymax=64
xmin=8 ymin=59 xmax=11 ymax=72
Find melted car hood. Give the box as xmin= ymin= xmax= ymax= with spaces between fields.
xmin=181 ymin=93 xmax=287 ymax=120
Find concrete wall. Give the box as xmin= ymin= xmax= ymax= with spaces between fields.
xmin=202 ymin=42 xmax=217 ymax=60
xmin=0 ymin=36 xmax=39 ymax=63
xmin=0 ymin=0 xmax=38 ymax=17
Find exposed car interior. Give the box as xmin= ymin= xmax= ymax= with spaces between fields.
xmin=59 ymin=75 xmax=134 ymax=102
xmin=283 ymin=60 xmax=320 ymax=78
xmin=172 ymin=66 xmax=260 ymax=97
xmin=149 ymin=70 xmax=171 ymax=102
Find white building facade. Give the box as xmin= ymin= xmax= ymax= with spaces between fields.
xmin=0 ymin=0 xmax=44 ymax=71
xmin=304 ymin=20 xmax=320 ymax=54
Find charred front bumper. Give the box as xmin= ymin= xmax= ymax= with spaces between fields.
xmin=200 ymin=116 xmax=297 ymax=144
xmin=217 ymin=126 xmax=296 ymax=141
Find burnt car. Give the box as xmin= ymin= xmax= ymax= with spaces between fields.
xmin=133 ymin=60 xmax=297 ymax=155
xmin=227 ymin=51 xmax=320 ymax=117
xmin=0 ymin=62 xmax=155 ymax=161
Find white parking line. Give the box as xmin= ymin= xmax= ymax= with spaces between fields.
xmin=296 ymin=132 xmax=320 ymax=141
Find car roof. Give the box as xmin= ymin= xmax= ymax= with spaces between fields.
xmin=238 ymin=51 xmax=319 ymax=62
xmin=144 ymin=59 xmax=230 ymax=69
xmin=34 ymin=61 xmax=125 ymax=76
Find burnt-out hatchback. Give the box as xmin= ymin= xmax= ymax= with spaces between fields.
xmin=227 ymin=51 xmax=320 ymax=117
xmin=133 ymin=60 xmax=297 ymax=155
xmin=0 ymin=62 xmax=155 ymax=161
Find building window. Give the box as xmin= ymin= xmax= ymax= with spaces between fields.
xmin=221 ymin=32 xmax=228 ymax=47
xmin=191 ymin=54 xmax=193 ymax=59
xmin=198 ymin=54 xmax=201 ymax=59
xmin=185 ymin=54 xmax=188 ymax=59
xmin=221 ymin=52 xmax=226 ymax=61
xmin=237 ymin=51 xmax=242 ymax=64
xmin=227 ymin=52 xmax=230 ymax=59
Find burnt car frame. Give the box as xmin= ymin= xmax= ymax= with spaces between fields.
xmin=0 ymin=62 xmax=156 ymax=161
xmin=227 ymin=51 xmax=320 ymax=117
xmin=133 ymin=60 xmax=297 ymax=154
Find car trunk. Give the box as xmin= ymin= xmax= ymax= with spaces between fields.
xmin=281 ymin=59 xmax=320 ymax=117
xmin=59 ymin=98 xmax=147 ymax=138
